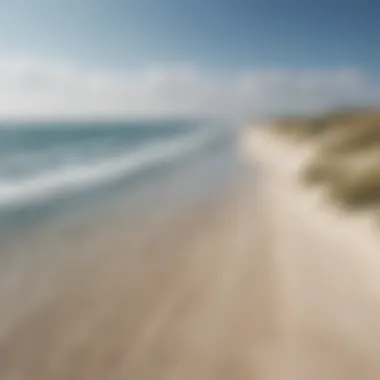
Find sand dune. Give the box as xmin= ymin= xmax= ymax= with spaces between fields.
xmin=247 ymin=128 xmax=380 ymax=379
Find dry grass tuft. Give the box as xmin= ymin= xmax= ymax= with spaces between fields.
xmin=274 ymin=107 xmax=380 ymax=212
xmin=301 ymin=155 xmax=346 ymax=186
xmin=328 ymin=164 xmax=380 ymax=210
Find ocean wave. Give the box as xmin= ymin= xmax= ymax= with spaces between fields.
xmin=0 ymin=129 xmax=218 ymax=209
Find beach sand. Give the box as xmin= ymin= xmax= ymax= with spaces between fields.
xmin=246 ymin=127 xmax=380 ymax=379
xmin=0 ymin=162 xmax=282 ymax=380
xmin=3 ymin=126 xmax=380 ymax=380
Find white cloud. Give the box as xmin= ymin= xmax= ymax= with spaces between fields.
xmin=0 ymin=56 xmax=377 ymax=119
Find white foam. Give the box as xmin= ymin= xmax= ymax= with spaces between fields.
xmin=0 ymin=129 xmax=218 ymax=209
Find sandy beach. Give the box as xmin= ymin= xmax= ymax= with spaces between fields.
xmin=247 ymin=127 xmax=380 ymax=379
xmin=2 ymin=126 xmax=380 ymax=379
xmin=0 ymin=151 xmax=281 ymax=380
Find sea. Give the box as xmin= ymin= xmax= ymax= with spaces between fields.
xmin=0 ymin=119 xmax=247 ymax=334
xmin=0 ymin=120 xmax=241 ymax=232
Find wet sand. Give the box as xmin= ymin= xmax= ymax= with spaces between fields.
xmin=0 ymin=170 xmax=281 ymax=379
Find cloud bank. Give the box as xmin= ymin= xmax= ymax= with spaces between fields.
xmin=0 ymin=56 xmax=378 ymax=119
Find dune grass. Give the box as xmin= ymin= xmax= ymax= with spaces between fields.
xmin=320 ymin=122 xmax=380 ymax=154
xmin=274 ymin=108 xmax=380 ymax=145
xmin=328 ymin=163 xmax=380 ymax=210
xmin=274 ymin=107 xmax=380 ymax=213
xmin=301 ymin=155 xmax=346 ymax=186
xmin=272 ymin=116 xmax=332 ymax=140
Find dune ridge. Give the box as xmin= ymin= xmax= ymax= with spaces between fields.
xmin=247 ymin=126 xmax=380 ymax=379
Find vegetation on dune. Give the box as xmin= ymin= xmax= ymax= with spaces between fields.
xmin=320 ymin=122 xmax=380 ymax=154
xmin=272 ymin=116 xmax=332 ymax=140
xmin=301 ymin=155 xmax=346 ymax=186
xmin=274 ymin=107 xmax=380 ymax=213
xmin=328 ymin=163 xmax=380 ymax=210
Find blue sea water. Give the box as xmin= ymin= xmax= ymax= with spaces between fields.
xmin=0 ymin=120 xmax=241 ymax=243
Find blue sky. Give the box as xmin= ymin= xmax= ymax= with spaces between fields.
xmin=0 ymin=0 xmax=378 ymax=118
xmin=0 ymin=0 xmax=379 ymax=71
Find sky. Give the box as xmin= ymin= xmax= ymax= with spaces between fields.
xmin=0 ymin=0 xmax=379 ymax=119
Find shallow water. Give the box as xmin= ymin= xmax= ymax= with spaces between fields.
xmin=0 ymin=121 xmax=238 ymax=239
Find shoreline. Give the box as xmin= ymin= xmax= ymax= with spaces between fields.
xmin=0 ymin=157 xmax=247 ymax=337
xmin=3 ymin=125 xmax=380 ymax=379
xmin=0 ymin=165 xmax=281 ymax=380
